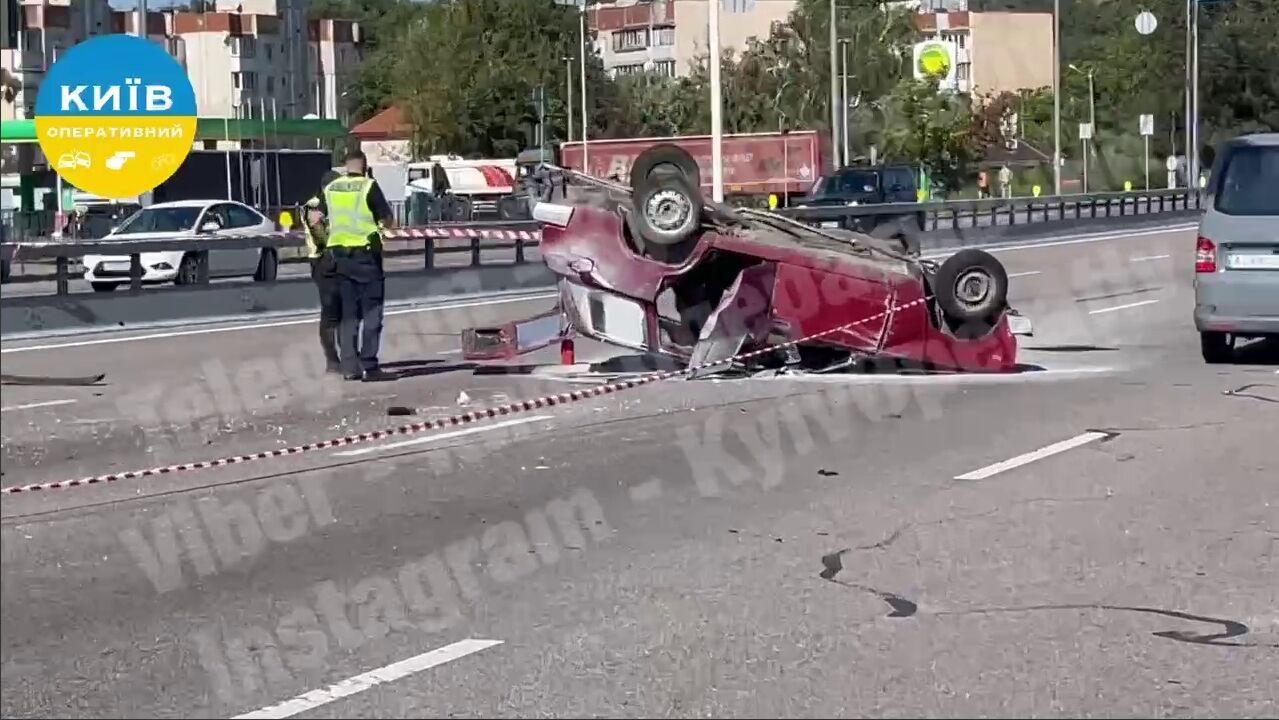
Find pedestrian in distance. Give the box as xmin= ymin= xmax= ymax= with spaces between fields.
xmin=315 ymin=149 xmax=398 ymax=382
xmin=303 ymin=169 xmax=342 ymax=373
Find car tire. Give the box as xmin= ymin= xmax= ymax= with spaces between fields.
xmin=91 ymin=282 xmax=119 ymax=293
xmin=254 ymin=249 xmax=278 ymax=282
xmin=174 ymin=253 xmax=200 ymax=286
xmin=1200 ymin=331 xmax=1233 ymax=364
xmin=630 ymin=144 xmax=702 ymax=192
xmin=934 ymin=249 xmax=1009 ymax=329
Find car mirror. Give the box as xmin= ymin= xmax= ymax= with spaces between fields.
xmin=199 ymin=220 xmax=222 ymax=233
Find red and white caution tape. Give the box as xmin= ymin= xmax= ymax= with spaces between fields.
xmin=0 ymin=297 xmax=928 ymax=495
xmin=383 ymin=227 xmax=539 ymax=241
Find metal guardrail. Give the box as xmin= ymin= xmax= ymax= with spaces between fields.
xmin=0 ymin=188 xmax=1205 ymax=298
xmin=778 ymin=188 xmax=1205 ymax=231
xmin=0 ymin=221 xmax=541 ymax=296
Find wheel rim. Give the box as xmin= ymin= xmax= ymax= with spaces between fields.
xmin=953 ymin=267 xmax=992 ymax=309
xmin=645 ymin=188 xmax=693 ymax=235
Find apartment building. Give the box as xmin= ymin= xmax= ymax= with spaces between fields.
xmin=582 ymin=0 xmax=796 ymax=78
xmin=0 ymin=0 xmax=360 ymax=142
xmin=913 ymin=4 xmax=1054 ymax=96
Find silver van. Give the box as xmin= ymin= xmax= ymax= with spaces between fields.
xmin=1194 ymin=133 xmax=1279 ymax=363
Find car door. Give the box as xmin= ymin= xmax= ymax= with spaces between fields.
xmin=223 ymin=203 xmax=270 ymax=275
xmin=199 ymin=204 xmax=240 ymax=277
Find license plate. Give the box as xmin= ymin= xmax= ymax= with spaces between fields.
xmin=1227 ymin=253 xmax=1279 ymax=270
xmin=103 ymin=261 xmax=130 ymax=272
xmin=820 ymin=221 xmax=840 ymax=229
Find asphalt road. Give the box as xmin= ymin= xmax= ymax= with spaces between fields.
xmin=2 ymin=225 xmax=1276 ymax=718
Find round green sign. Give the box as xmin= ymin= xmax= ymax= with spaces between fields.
xmin=917 ymin=43 xmax=951 ymax=78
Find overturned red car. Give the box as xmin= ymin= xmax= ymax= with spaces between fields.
xmin=463 ymin=146 xmax=1032 ymax=375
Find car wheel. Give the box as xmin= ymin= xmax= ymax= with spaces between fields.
xmin=630 ymin=144 xmax=702 ymax=192
xmin=934 ymin=249 xmax=1009 ymax=329
xmin=633 ymin=173 xmax=703 ymax=249
xmin=254 ymin=249 xmax=278 ymax=282
xmin=174 ymin=253 xmax=200 ymax=286
xmin=91 ymin=282 xmax=119 ymax=293
xmin=1200 ymin=331 xmax=1233 ymax=364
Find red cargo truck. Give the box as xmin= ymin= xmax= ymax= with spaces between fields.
xmin=559 ymin=130 xmax=826 ymax=203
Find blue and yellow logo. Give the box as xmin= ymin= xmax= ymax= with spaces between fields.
xmin=36 ymin=34 xmax=197 ymax=200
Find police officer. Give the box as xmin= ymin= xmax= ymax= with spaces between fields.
xmin=315 ymin=150 xmax=397 ymax=381
xmin=303 ymin=170 xmax=342 ymax=373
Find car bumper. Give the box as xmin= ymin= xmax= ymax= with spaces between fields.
xmin=1194 ymin=271 xmax=1279 ymax=335
xmin=82 ymin=255 xmax=178 ymax=283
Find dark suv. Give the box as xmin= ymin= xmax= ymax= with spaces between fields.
xmin=796 ymin=164 xmax=925 ymax=234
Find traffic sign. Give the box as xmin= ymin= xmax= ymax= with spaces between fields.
xmin=1135 ymin=10 xmax=1158 ymax=35
xmin=1166 ymin=156 xmax=1179 ymax=172
xmin=1079 ymin=123 xmax=1094 ymax=140
xmin=1140 ymin=114 xmax=1154 ymax=136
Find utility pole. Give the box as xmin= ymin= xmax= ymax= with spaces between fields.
xmin=564 ymin=57 xmax=574 ymax=143
xmin=579 ymin=2 xmax=589 ymax=172
xmin=840 ymin=38 xmax=850 ymax=168
xmin=828 ymin=0 xmax=840 ymax=170
xmin=137 ymin=0 xmax=147 ymax=38
xmin=709 ymin=0 xmax=723 ymax=201
xmin=1184 ymin=0 xmax=1191 ymax=187
xmin=1190 ymin=0 xmax=1200 ymax=187
xmin=1052 ymin=0 xmax=1062 ymax=196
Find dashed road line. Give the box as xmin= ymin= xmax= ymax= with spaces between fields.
xmin=955 ymin=432 xmax=1109 ymax=481
xmin=1088 ymin=298 xmax=1161 ymax=315
xmin=1130 ymin=254 xmax=1171 ymax=262
xmin=0 ymin=398 xmax=78 ymax=413
xmin=1009 ymin=270 xmax=1043 ymax=278
xmin=232 ymin=639 xmax=504 ymax=719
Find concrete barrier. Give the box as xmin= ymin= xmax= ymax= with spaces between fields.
xmin=1 ymin=263 xmax=556 ymax=338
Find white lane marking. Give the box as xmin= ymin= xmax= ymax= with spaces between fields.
xmin=955 ymin=432 xmax=1109 ymax=481
xmin=0 ymin=398 xmax=78 ymax=413
xmin=922 ymin=223 xmax=1197 ymax=260
xmin=1130 ymin=254 xmax=1170 ymax=262
xmin=0 ymin=292 xmax=557 ymax=355
xmin=232 ymin=639 xmax=503 ymax=720
xmin=333 ymin=415 xmax=554 ymax=457
xmin=1088 ymin=298 xmax=1160 ymax=315
xmin=1009 ymin=270 xmax=1042 ymax=278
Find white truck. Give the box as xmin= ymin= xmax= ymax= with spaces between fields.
xmin=404 ymin=155 xmax=526 ymax=223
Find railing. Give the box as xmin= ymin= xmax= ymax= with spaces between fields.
xmin=0 ymin=221 xmax=541 ymax=296
xmin=0 ymin=188 xmax=1205 ymax=298
xmin=777 ymin=188 xmax=1205 ymax=231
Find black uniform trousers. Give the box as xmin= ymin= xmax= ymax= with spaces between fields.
xmin=331 ymin=246 xmax=385 ymax=374
xmin=310 ymin=254 xmax=342 ymax=368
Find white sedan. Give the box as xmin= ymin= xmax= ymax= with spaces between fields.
xmin=82 ymin=200 xmax=280 ymax=292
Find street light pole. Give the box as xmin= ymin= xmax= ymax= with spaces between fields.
xmin=709 ymin=0 xmax=724 ymax=201
xmin=840 ymin=39 xmax=850 ymax=167
xmin=829 ymin=0 xmax=840 ymax=170
xmin=564 ymin=56 xmax=574 ymax=143
xmin=1052 ymin=0 xmax=1062 ymax=195
xmin=579 ymin=3 xmax=589 ymax=172
xmin=137 ymin=0 xmax=147 ymax=38
xmin=1190 ymin=0 xmax=1200 ymax=187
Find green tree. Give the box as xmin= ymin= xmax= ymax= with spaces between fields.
xmin=392 ymin=0 xmax=620 ymax=158
xmin=879 ymin=78 xmax=979 ymax=190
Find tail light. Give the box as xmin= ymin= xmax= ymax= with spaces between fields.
xmin=1195 ymin=235 xmax=1217 ymax=273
